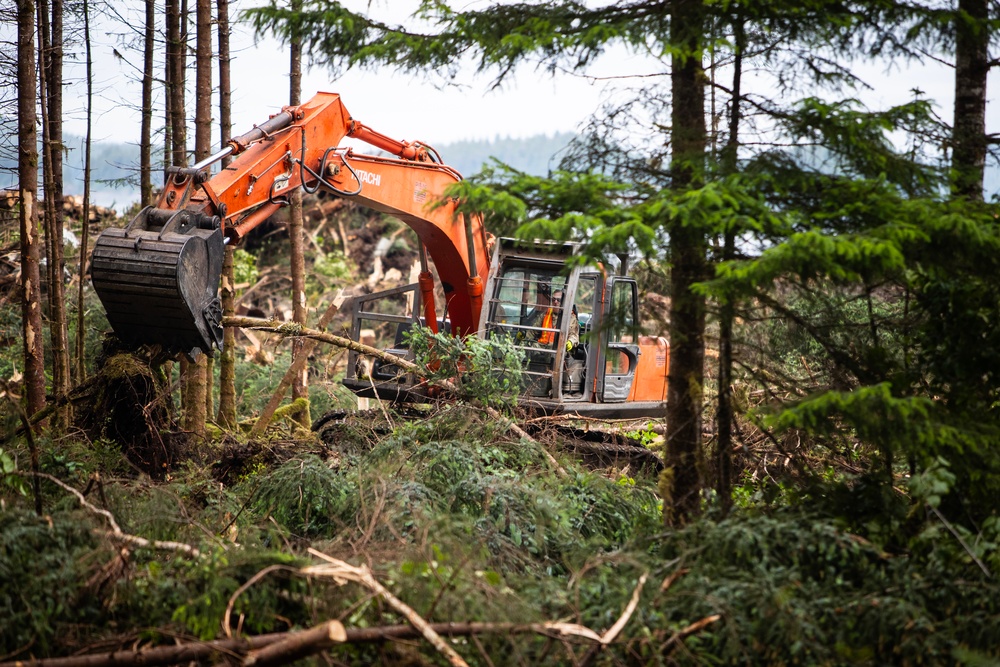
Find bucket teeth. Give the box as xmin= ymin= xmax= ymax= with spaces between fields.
xmin=91 ymin=208 xmax=225 ymax=356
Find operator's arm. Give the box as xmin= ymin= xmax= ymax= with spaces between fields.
xmin=567 ymin=309 xmax=580 ymax=348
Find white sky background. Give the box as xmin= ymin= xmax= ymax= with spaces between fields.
xmin=56 ymin=1 xmax=997 ymax=167
xmin=69 ymin=0 xmax=639 ymax=147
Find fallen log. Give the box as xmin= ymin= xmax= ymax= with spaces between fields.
xmin=2 ymin=620 xmax=646 ymax=667
xmin=243 ymin=621 xmax=346 ymax=667
xmin=1 ymin=633 xmax=286 ymax=667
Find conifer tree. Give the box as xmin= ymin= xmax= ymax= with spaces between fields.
xmin=247 ymin=0 xmax=999 ymax=525
xmin=140 ymin=0 xmax=155 ymax=206
xmin=186 ymin=0 xmax=212 ymax=436
xmin=288 ymin=0 xmax=310 ymax=428
xmin=17 ymin=0 xmax=45 ymax=422
xmin=247 ymin=0 xmax=721 ymax=520
xmin=216 ymin=0 xmax=237 ymax=428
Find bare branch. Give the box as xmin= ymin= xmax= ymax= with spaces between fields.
xmin=304 ymin=549 xmax=471 ymax=667
xmin=30 ymin=472 xmax=201 ymax=558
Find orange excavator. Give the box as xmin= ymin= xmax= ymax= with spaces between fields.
xmin=91 ymin=92 xmax=669 ymax=418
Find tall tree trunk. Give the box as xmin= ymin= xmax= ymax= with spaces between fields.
xmin=664 ymin=0 xmax=707 ymax=526
xmin=216 ymin=0 xmax=237 ymax=428
xmin=38 ymin=0 xmax=70 ymax=422
xmin=163 ymin=0 xmax=173 ymax=174
xmin=47 ymin=0 xmax=64 ymax=291
xmin=161 ymin=0 xmax=178 ymax=418
xmin=17 ymin=0 xmax=46 ymax=423
xmin=951 ymin=0 xmax=988 ymax=200
xmin=194 ymin=0 xmax=211 ymax=159
xmin=178 ymin=0 xmax=192 ymax=422
xmin=166 ymin=0 xmax=186 ymax=168
xmin=48 ymin=0 xmax=63 ymax=300
xmin=140 ymin=0 xmax=155 ymax=206
xmin=715 ymin=15 xmax=744 ymax=516
xmin=167 ymin=0 xmax=195 ymax=428
xmin=217 ymin=0 xmax=231 ymax=166
xmin=74 ymin=0 xmax=92 ymax=382
xmin=288 ymin=0 xmax=310 ymax=428
xmin=185 ymin=0 xmax=213 ymax=436
xmin=37 ymin=0 xmax=55 ymax=318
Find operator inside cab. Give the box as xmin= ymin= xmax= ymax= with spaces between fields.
xmin=524 ymin=282 xmax=580 ymax=355
xmin=525 ymin=281 xmax=555 ymax=345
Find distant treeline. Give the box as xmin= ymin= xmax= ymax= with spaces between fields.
xmin=1 ymin=132 xmax=578 ymax=208
xmin=433 ymin=133 xmax=577 ymax=177
xmin=4 ymin=132 xmax=996 ymax=206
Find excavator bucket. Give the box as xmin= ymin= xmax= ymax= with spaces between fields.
xmin=91 ymin=207 xmax=225 ymax=356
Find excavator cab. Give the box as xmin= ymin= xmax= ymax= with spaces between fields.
xmin=344 ymin=237 xmax=669 ymax=418
xmin=481 ymin=245 xmax=573 ymax=398
xmin=479 ymin=238 xmax=667 ymax=417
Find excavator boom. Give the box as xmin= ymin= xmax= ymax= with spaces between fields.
xmin=91 ymin=90 xmax=671 ymax=419
xmin=91 ymin=92 xmax=490 ymax=355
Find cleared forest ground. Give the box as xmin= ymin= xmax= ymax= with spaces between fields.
xmin=2 ymin=197 xmax=999 ymax=666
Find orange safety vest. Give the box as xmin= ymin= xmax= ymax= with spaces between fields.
xmin=539 ymin=308 xmax=555 ymax=345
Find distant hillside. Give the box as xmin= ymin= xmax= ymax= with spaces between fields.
xmin=433 ymin=133 xmax=577 ymax=177
xmin=2 ymin=133 xmax=578 ymax=209
xmin=4 ymin=132 xmax=998 ymax=207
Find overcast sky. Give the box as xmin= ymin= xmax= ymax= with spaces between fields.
xmin=2 ymin=0 xmax=969 ymax=208
xmin=66 ymin=0 xmax=639 ymax=148
xmin=61 ymin=1 xmax=998 ymax=153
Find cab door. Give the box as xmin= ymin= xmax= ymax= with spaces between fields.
xmin=598 ymin=278 xmax=640 ymax=402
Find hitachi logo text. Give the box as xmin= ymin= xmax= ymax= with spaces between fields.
xmin=356 ymin=170 xmax=381 ymax=187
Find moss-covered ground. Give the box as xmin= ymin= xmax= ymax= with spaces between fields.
xmin=3 ymin=403 xmax=1000 ymax=665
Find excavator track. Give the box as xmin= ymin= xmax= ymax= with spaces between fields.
xmin=91 ymin=207 xmax=225 ymax=356
xmin=529 ymin=423 xmax=663 ymax=474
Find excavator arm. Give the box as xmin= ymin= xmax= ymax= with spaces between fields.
xmin=91 ymin=92 xmax=491 ymax=355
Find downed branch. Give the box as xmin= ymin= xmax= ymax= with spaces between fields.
xmin=579 ymin=572 xmax=648 ymax=667
xmin=0 ymin=619 xmax=660 ymax=667
xmin=659 ymin=568 xmax=690 ymax=592
xmin=302 ymin=548 xmax=470 ymax=667
xmin=222 ymin=316 xmax=427 ymax=381
xmin=22 ymin=374 xmax=102 ymax=430
xmin=30 ymin=472 xmax=201 ymax=558
xmin=243 ymin=621 xmax=346 ymax=667
xmin=0 ymin=633 xmax=288 ymax=667
xmin=223 ymin=316 xmax=565 ymax=475
xmin=662 ymin=614 xmax=723 ymax=653
xmin=602 ymin=572 xmax=648 ymax=644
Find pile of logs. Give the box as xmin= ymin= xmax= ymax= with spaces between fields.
xmin=1 ymin=190 xmax=118 ymax=227
xmin=0 ymin=191 xmax=121 ymax=300
xmin=60 ymin=194 xmax=119 ymax=225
